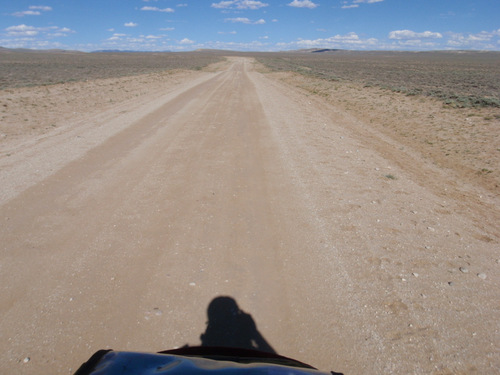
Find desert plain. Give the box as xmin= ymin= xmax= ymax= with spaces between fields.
xmin=0 ymin=49 xmax=499 ymax=374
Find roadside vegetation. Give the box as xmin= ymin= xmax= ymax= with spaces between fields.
xmin=255 ymin=51 xmax=500 ymax=108
xmin=0 ymin=50 xmax=223 ymax=89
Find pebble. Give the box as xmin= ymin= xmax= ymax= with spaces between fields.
xmin=412 ymin=273 xmax=419 ymax=278
xmin=477 ymin=273 xmax=487 ymax=280
xmin=153 ymin=308 xmax=162 ymax=316
xmin=23 ymin=357 xmax=30 ymax=364
xmin=189 ymin=282 xmax=196 ymax=286
xmin=448 ymin=282 xmax=454 ymax=286
xmin=459 ymin=267 xmax=469 ymax=273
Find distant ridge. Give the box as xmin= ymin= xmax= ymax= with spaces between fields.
xmin=293 ymin=48 xmax=344 ymax=53
xmin=92 ymin=50 xmax=173 ymax=53
xmin=311 ymin=49 xmax=343 ymax=53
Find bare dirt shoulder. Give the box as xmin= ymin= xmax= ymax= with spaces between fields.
xmin=260 ymin=69 xmax=499 ymax=239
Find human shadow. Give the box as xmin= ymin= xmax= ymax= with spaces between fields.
xmin=159 ymin=296 xmax=343 ymax=374
xmin=199 ymin=296 xmax=276 ymax=354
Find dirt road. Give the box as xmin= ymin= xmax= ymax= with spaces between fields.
xmin=0 ymin=57 xmax=498 ymax=374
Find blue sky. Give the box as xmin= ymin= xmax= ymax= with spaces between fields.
xmin=1 ymin=0 xmax=499 ymax=51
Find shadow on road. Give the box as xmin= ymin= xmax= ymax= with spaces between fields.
xmin=159 ymin=295 xmax=343 ymax=374
xmin=200 ymin=296 xmax=275 ymax=353
xmin=74 ymin=296 xmax=344 ymax=375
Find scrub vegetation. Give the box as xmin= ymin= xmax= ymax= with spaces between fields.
xmin=0 ymin=49 xmax=223 ymax=89
xmin=255 ymin=50 xmax=500 ymax=108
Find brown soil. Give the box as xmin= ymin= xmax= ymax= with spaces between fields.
xmin=271 ymin=70 xmax=500 ymax=195
xmin=0 ymin=57 xmax=498 ymax=375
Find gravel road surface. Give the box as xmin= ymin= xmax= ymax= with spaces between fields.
xmin=1 ymin=57 xmax=498 ymax=374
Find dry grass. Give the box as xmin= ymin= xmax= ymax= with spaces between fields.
xmin=254 ymin=51 xmax=500 ymax=108
xmin=0 ymin=49 xmax=223 ymax=89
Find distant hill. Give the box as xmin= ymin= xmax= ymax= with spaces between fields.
xmin=292 ymin=48 xmax=344 ymax=53
xmin=311 ymin=49 xmax=343 ymax=53
xmin=92 ymin=50 xmax=172 ymax=53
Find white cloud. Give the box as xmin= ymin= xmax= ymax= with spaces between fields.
xmin=47 ymin=25 xmax=75 ymax=37
xmin=391 ymin=40 xmax=440 ymax=48
xmin=124 ymin=22 xmax=138 ymax=27
xmin=212 ymin=0 xmax=233 ymax=8
xmin=12 ymin=5 xmax=52 ymax=16
xmin=288 ymin=0 xmax=318 ymax=8
xmin=5 ymin=24 xmax=74 ymax=39
xmin=0 ymin=38 xmax=65 ymax=49
xmin=279 ymin=32 xmax=379 ymax=50
xmin=225 ymin=17 xmax=265 ymax=24
xmin=179 ymin=38 xmax=195 ymax=44
xmin=13 ymin=11 xmax=40 ymax=17
xmin=239 ymin=0 xmax=268 ymax=9
xmin=389 ymin=30 xmax=443 ymax=40
xmin=107 ymin=33 xmax=128 ymax=41
xmin=212 ymin=0 xmax=268 ymax=10
xmin=108 ymin=33 xmax=126 ymax=41
xmin=6 ymin=24 xmax=39 ymax=36
xmin=160 ymin=27 xmax=175 ymax=31
xmin=226 ymin=17 xmax=251 ymax=23
xmin=342 ymin=0 xmax=382 ymax=9
xmin=141 ymin=6 xmax=175 ymax=12
xmin=29 ymin=6 xmax=52 ymax=11
xmin=58 ymin=27 xmax=74 ymax=34
xmin=447 ymin=29 xmax=500 ymax=49
xmin=49 ymin=31 xmax=75 ymax=37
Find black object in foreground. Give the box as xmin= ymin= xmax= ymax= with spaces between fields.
xmin=74 ymin=346 xmax=344 ymax=375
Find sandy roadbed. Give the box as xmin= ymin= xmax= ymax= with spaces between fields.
xmin=0 ymin=58 xmax=498 ymax=374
